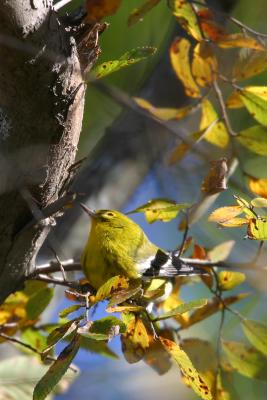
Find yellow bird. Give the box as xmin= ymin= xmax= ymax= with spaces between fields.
xmin=80 ymin=204 xmax=206 ymax=289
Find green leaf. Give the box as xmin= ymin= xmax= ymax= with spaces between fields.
xmin=243 ymin=156 xmax=267 ymax=179
xmin=240 ymin=89 xmax=267 ymax=126
xmin=218 ymin=271 xmax=246 ymax=291
xmin=21 ymin=328 xmax=47 ymax=353
xmin=160 ymin=337 xmax=213 ymax=399
xmin=59 ymin=305 xmax=84 ymax=318
xmin=251 ymin=197 xmax=267 ymax=208
xmin=92 ymin=47 xmax=156 ymax=79
xmin=128 ymin=0 xmax=161 ymax=26
xmin=90 ymin=316 xmax=126 ymax=335
xmin=79 ymin=336 xmax=118 ymax=359
xmin=153 ymin=298 xmax=207 ymax=321
xmin=236 ymin=125 xmax=267 ymax=155
xmin=222 ymin=340 xmax=267 ymax=380
xmin=128 ymin=198 xmax=190 ymax=223
xmin=242 ymin=319 xmax=267 ymax=356
xmin=26 ymin=287 xmax=54 ymax=320
xmin=95 ymin=275 xmax=129 ymax=303
xmin=247 ymin=217 xmax=267 ymax=240
xmin=47 ymin=318 xmax=81 ymax=347
xmin=33 ymin=334 xmax=80 ymax=400
xmin=168 ymin=0 xmax=203 ymax=41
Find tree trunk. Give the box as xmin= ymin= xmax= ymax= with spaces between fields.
xmin=0 ymin=0 xmax=86 ymax=303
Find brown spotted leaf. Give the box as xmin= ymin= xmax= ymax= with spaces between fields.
xmin=218 ymin=271 xmax=246 ymax=291
xmin=128 ymin=0 xmax=161 ymax=26
xmin=134 ymin=97 xmax=194 ymax=121
xmin=160 ymin=337 xmax=213 ymax=400
xmin=85 ymin=0 xmax=122 ymax=23
xmin=247 ymin=217 xmax=267 ymax=240
xmin=169 ymin=0 xmax=203 ymax=41
xmin=95 ymin=275 xmax=129 ymax=303
xmin=192 ymin=42 xmax=218 ymax=87
xmin=121 ymin=315 xmax=149 ymax=363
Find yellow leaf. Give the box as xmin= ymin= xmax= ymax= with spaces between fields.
xmin=236 ymin=125 xmax=267 ymax=155
xmin=222 ymin=340 xmax=267 ymax=380
xmin=247 ymin=217 xmax=267 ymax=240
xmin=168 ymin=131 xmax=203 ymax=164
xmin=217 ymin=217 xmax=248 ymax=228
xmin=128 ymin=198 xmax=190 ymax=223
xmin=208 ymin=206 xmax=243 ymax=225
xmin=233 ymin=50 xmax=267 ymax=80
xmin=169 ymin=0 xmax=203 ymax=41
xmin=128 ymin=0 xmax=161 ymax=26
xmin=217 ymin=34 xmax=265 ymax=51
xmin=170 ymin=37 xmax=201 ymax=98
xmin=226 ymin=91 xmax=244 ymax=109
xmin=85 ymin=0 xmax=122 ymax=23
xmin=218 ymin=271 xmax=246 ymax=291
xmin=200 ymin=99 xmax=229 ymax=148
xmin=121 ymin=315 xmax=149 ymax=363
xmin=106 ymin=305 xmax=144 ymax=313
xmin=248 ymin=176 xmax=267 ymax=199
xmin=208 ymin=240 xmax=235 ymax=263
xmin=160 ymin=337 xmax=213 ymax=400
xmin=242 ymin=319 xmax=267 ymax=356
xmin=134 ymin=97 xmax=194 ymax=121
xmin=192 ymin=42 xmax=218 ymax=87
xmin=251 ymin=197 xmax=267 ymax=207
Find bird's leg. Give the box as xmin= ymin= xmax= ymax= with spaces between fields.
xmin=48 ymin=247 xmax=67 ymax=281
xmin=178 ymin=211 xmax=189 ymax=257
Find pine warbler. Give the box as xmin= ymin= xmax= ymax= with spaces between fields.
xmin=80 ymin=204 xmax=206 ymax=289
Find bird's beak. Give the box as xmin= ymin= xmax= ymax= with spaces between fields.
xmin=80 ymin=203 xmax=97 ymax=218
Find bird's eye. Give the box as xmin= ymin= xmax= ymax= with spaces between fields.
xmin=107 ymin=212 xmax=114 ymax=217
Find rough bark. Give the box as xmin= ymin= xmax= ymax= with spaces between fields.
xmin=0 ymin=0 xmax=85 ymax=302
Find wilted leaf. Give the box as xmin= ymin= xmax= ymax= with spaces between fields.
xmin=201 ymin=158 xmax=228 ymax=195
xmin=251 ymin=197 xmax=267 ymax=207
xmin=95 ymin=275 xmax=129 ymax=303
xmin=208 ymin=206 xmax=243 ymax=225
xmin=59 ymin=305 xmax=84 ymax=318
xmin=248 ymin=177 xmax=267 ymax=198
xmin=222 ymin=340 xmax=267 ymax=380
xmin=128 ymin=198 xmax=190 ymax=223
xmin=233 ymin=50 xmax=267 ymax=80
xmin=170 ymin=37 xmax=201 ymax=98
xmin=26 ymin=287 xmax=54 ymax=321
xmin=128 ymin=0 xmax=161 ymax=26
xmin=169 ymin=0 xmax=203 ymax=41
xmin=218 ymin=271 xmax=246 ymax=291
xmin=144 ymin=333 xmax=172 ymax=375
xmin=192 ymin=42 xmax=218 ymax=87
xmin=192 ymin=243 xmax=207 ymax=260
xmin=106 ymin=305 xmax=144 ymax=313
xmin=108 ymin=282 xmax=141 ymax=306
xmin=197 ymin=8 xmax=226 ymax=41
xmin=134 ymin=97 xmax=194 ymax=121
xmin=200 ymin=99 xmax=229 ymax=148
xmin=217 ymin=34 xmax=265 ymax=51
xmin=160 ymin=337 xmax=213 ymax=400
xmin=208 ymin=240 xmax=235 ymax=263
xmin=47 ymin=318 xmax=81 ymax=347
xmin=181 ymin=339 xmax=217 ymax=395
xmin=33 ymin=334 xmax=80 ymax=400
xmin=183 ymin=293 xmax=250 ymax=328
xmin=153 ymin=298 xmax=207 ymax=321
xmin=242 ymin=319 xmax=267 ymax=356
xmin=121 ymin=315 xmax=149 ymax=363
xmin=85 ymin=0 xmax=122 ymax=23
xmin=247 ymin=217 xmax=267 ymax=240
xmin=92 ymin=47 xmax=156 ymax=79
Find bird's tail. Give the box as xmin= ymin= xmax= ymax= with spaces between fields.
xmin=142 ymin=250 xmax=208 ymax=278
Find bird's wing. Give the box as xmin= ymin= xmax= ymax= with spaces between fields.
xmin=139 ymin=249 xmax=207 ymax=278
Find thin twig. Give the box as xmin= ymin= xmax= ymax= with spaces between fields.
xmin=54 ymin=0 xmax=73 ymax=11
xmin=27 ymin=274 xmax=80 ymax=289
xmin=212 ymin=80 xmax=236 ymax=136
xmin=28 ymin=259 xmax=82 ymax=277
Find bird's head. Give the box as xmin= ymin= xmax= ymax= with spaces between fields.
xmin=80 ymin=203 xmax=138 ymax=232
